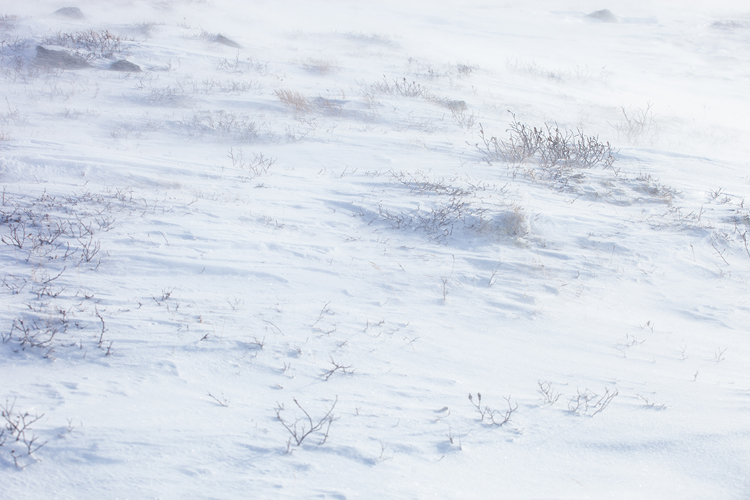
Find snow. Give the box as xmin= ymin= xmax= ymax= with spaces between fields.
xmin=1 ymin=0 xmax=749 ymax=498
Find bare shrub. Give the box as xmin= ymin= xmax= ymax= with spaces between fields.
xmin=275 ymin=396 xmax=338 ymax=452
xmin=180 ymin=110 xmax=258 ymax=141
xmin=0 ymin=52 xmax=43 ymax=83
xmin=194 ymin=77 xmax=261 ymax=94
xmin=634 ymin=172 xmax=679 ymax=203
xmin=343 ymin=32 xmax=396 ymax=47
xmin=322 ymin=356 xmax=353 ymax=381
xmin=301 ymin=57 xmax=336 ymax=74
xmin=359 ymin=75 xmax=433 ymax=107
xmin=274 ymin=89 xmax=310 ymax=113
xmin=536 ymin=124 xmax=614 ymax=170
xmin=227 ymin=148 xmax=276 ymax=179
xmin=568 ymin=387 xmax=618 ymax=416
xmin=473 ymin=113 xmax=615 ymax=186
xmin=506 ymin=58 xmax=609 ymax=84
xmin=0 ymin=35 xmax=30 ymax=53
xmin=366 ymin=76 xmax=428 ymax=98
xmin=506 ymin=58 xmax=563 ymax=81
xmin=468 ymin=393 xmax=518 ymax=426
xmin=42 ymin=30 xmax=131 ymax=61
xmin=148 ymin=86 xmax=188 ymax=105
xmin=0 ymin=189 xmax=128 ymax=357
xmin=474 ymin=116 xmax=540 ymax=164
xmin=1 ymin=398 xmax=47 ymax=469
xmin=610 ymin=102 xmax=658 ymax=145
xmin=0 ymin=98 xmax=28 ymax=128
xmin=500 ymin=202 xmax=529 ymax=237
xmin=216 ymin=53 xmax=268 ymax=75
xmin=538 ymin=381 xmax=561 ymax=405
xmin=375 ymin=171 xmax=487 ymax=241
xmin=371 ymin=170 xmax=528 ymax=242
xmin=0 ymin=14 xmax=18 ymax=31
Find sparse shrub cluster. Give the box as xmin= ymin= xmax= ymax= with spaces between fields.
xmin=568 ymin=387 xmax=618 ymax=416
xmin=506 ymin=58 xmax=611 ymax=84
xmin=216 ymin=53 xmax=268 ymax=75
xmin=402 ymin=57 xmax=477 ymax=83
xmin=343 ymin=32 xmax=396 ymax=47
xmin=42 ymin=29 xmax=132 ymax=61
xmin=0 ymin=36 xmax=30 ymax=54
xmin=301 ymin=57 xmax=336 ymax=74
xmin=0 ymin=99 xmax=27 ymax=129
xmin=275 ymin=89 xmax=310 ymax=113
xmin=634 ymin=172 xmax=679 ymax=204
xmin=0 ymin=189 xmax=124 ymax=358
xmin=133 ymin=79 xmax=190 ymax=106
xmin=194 ymin=77 xmax=261 ymax=94
xmin=371 ymin=170 xmax=528 ymax=241
xmin=0 ymin=190 xmax=111 ymax=268
xmin=374 ymin=170 xmax=488 ymax=240
xmin=610 ymin=102 xmax=657 ymax=145
xmin=362 ymin=76 xmax=428 ymax=99
xmin=0 ymin=14 xmax=18 ymax=30
xmin=179 ymin=110 xmax=258 ymax=141
xmin=1 ymin=398 xmax=47 ymax=468
xmin=475 ymin=113 xmax=615 ymax=175
xmin=0 ymin=37 xmax=39 ymax=82
xmin=227 ymin=147 xmax=277 ymax=180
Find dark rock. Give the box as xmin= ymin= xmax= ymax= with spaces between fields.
xmin=446 ymin=100 xmax=467 ymax=113
xmin=585 ymin=9 xmax=618 ymax=23
xmin=35 ymin=46 xmax=90 ymax=69
xmin=53 ymin=7 xmax=84 ymax=19
xmin=110 ymin=60 xmax=141 ymax=72
xmin=214 ymin=35 xmax=241 ymax=48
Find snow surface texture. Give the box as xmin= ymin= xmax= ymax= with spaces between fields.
xmin=1 ymin=0 xmax=750 ymax=498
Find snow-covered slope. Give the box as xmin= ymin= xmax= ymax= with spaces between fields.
xmin=2 ymin=1 xmax=749 ymax=498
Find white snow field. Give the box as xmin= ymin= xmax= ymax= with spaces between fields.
xmin=1 ymin=0 xmax=749 ymax=498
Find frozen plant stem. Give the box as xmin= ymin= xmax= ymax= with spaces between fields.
xmin=537 ymin=381 xmax=561 ymax=405
xmin=275 ymin=396 xmax=338 ymax=452
xmin=468 ymin=393 xmax=517 ymax=426
xmin=568 ymin=387 xmax=618 ymax=416
xmin=207 ymin=392 xmax=229 ymax=407
xmin=322 ymin=356 xmax=353 ymax=381
xmin=1 ymin=398 xmax=48 ymax=468
xmin=446 ymin=423 xmax=462 ymax=450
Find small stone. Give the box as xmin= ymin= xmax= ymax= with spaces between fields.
xmin=110 ymin=60 xmax=141 ymax=72
xmin=53 ymin=7 xmax=84 ymax=19
xmin=214 ymin=35 xmax=242 ymax=48
xmin=585 ymin=9 xmax=618 ymax=23
xmin=447 ymin=100 xmax=467 ymax=112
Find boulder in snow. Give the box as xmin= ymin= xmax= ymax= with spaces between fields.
xmin=110 ymin=60 xmax=141 ymax=72
xmin=35 ymin=46 xmax=90 ymax=69
xmin=585 ymin=9 xmax=619 ymax=23
xmin=214 ymin=35 xmax=242 ymax=48
xmin=53 ymin=7 xmax=84 ymax=19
